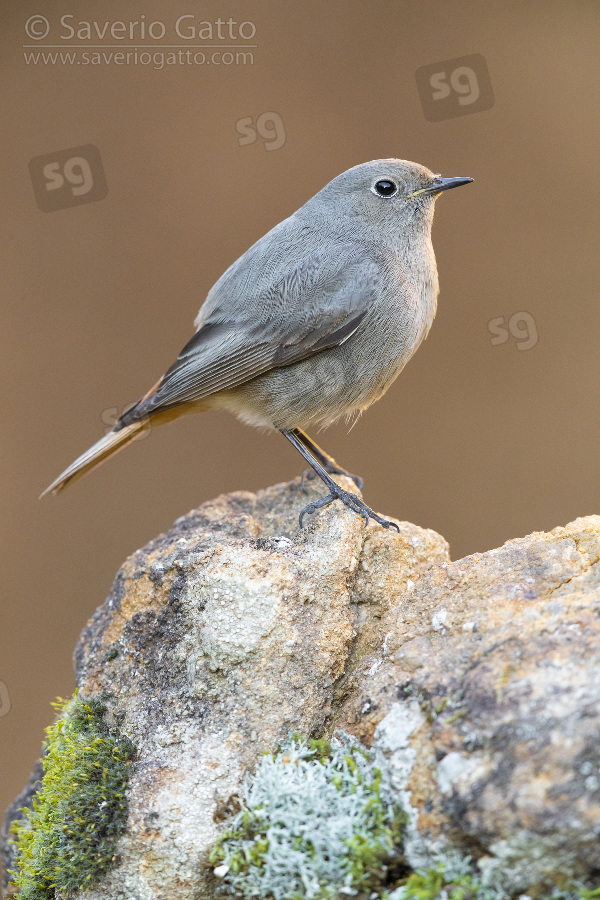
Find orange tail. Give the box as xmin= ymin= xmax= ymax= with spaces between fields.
xmin=40 ymin=421 xmax=147 ymax=497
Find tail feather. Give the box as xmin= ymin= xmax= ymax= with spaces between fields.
xmin=40 ymin=422 xmax=146 ymax=498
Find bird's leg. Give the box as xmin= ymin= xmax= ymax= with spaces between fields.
xmin=280 ymin=429 xmax=399 ymax=532
xmin=292 ymin=428 xmax=363 ymax=491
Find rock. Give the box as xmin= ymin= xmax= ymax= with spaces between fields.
xmin=4 ymin=477 xmax=600 ymax=899
xmin=340 ymin=515 xmax=600 ymax=892
xmin=3 ymin=476 xmax=445 ymax=900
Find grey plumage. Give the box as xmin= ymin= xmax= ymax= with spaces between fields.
xmin=41 ymin=158 xmax=472 ymax=526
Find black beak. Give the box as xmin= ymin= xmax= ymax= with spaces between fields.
xmin=409 ymin=176 xmax=473 ymax=198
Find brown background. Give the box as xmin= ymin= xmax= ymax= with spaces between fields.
xmin=1 ymin=0 xmax=599 ymax=861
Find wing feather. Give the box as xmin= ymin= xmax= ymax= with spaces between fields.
xmin=119 ymin=248 xmax=378 ymax=427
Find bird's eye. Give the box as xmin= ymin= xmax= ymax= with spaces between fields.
xmin=372 ymin=179 xmax=398 ymax=198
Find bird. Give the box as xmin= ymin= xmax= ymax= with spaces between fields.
xmin=41 ymin=159 xmax=473 ymax=530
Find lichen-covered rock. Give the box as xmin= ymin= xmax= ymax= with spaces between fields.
xmin=4 ymin=477 xmax=445 ymax=900
xmin=210 ymin=732 xmax=406 ymax=899
xmin=4 ymin=478 xmax=600 ymax=899
xmin=340 ymin=516 xmax=600 ymax=893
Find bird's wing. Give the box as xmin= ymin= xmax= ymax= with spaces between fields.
xmin=120 ymin=248 xmax=379 ymax=425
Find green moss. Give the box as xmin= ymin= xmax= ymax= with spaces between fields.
xmin=391 ymin=853 xmax=600 ymax=900
xmin=444 ymin=708 xmax=469 ymax=725
xmin=287 ymin=734 xmax=332 ymax=763
xmin=210 ymin=732 xmax=406 ymax=900
xmin=399 ymin=867 xmax=482 ymax=900
xmin=548 ymin=887 xmax=600 ymax=900
xmin=9 ymin=693 xmax=136 ymax=900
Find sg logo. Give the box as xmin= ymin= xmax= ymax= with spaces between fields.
xmin=236 ymin=112 xmax=286 ymax=151
xmin=416 ymin=54 xmax=494 ymax=122
xmin=488 ymin=312 xmax=539 ymax=351
xmin=101 ymin=405 xmax=151 ymax=440
xmin=29 ymin=144 xmax=108 ymax=212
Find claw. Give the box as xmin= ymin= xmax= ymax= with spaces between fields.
xmin=281 ymin=428 xmax=396 ymax=533
xmin=298 ymin=481 xmax=399 ymax=532
xmin=298 ymin=493 xmax=334 ymax=528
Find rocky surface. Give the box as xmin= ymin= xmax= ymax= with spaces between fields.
xmin=4 ymin=477 xmax=600 ymax=898
xmin=342 ymin=516 xmax=600 ymax=891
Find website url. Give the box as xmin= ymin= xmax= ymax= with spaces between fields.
xmin=23 ymin=47 xmax=254 ymax=68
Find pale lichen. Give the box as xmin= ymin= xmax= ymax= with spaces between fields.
xmin=388 ymin=850 xmax=600 ymax=900
xmin=210 ymin=732 xmax=406 ymax=899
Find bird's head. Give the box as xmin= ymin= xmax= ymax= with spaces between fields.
xmin=307 ymin=158 xmax=473 ymax=236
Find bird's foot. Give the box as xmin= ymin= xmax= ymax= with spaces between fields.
xmin=298 ymin=481 xmax=399 ymax=531
xmin=300 ymin=464 xmax=363 ymax=492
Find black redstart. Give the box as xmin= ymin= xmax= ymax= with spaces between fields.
xmin=42 ymin=159 xmax=472 ymax=529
